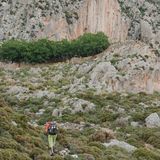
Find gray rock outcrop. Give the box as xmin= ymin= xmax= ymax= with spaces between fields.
xmin=103 ymin=139 xmax=137 ymax=152
xmin=119 ymin=0 xmax=160 ymax=51
xmin=52 ymin=98 xmax=96 ymax=117
xmin=87 ymin=41 xmax=160 ymax=93
xmin=145 ymin=113 xmax=160 ymax=128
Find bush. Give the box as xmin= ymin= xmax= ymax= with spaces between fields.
xmin=36 ymin=154 xmax=55 ymax=160
xmin=133 ymin=148 xmax=160 ymax=160
xmin=0 ymin=149 xmax=31 ymax=160
xmin=0 ymin=137 xmax=23 ymax=151
xmin=0 ymin=32 xmax=110 ymax=63
xmin=77 ymin=145 xmax=103 ymax=159
xmin=73 ymin=32 xmax=109 ymax=57
xmin=27 ymin=39 xmax=51 ymax=63
xmin=91 ymin=130 xmax=115 ymax=143
xmin=138 ymin=128 xmax=160 ymax=148
xmin=0 ymin=40 xmax=29 ymax=64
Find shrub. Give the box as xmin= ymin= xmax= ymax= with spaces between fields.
xmin=0 ymin=149 xmax=31 ymax=160
xmin=0 ymin=137 xmax=23 ymax=151
xmin=52 ymin=155 xmax=64 ymax=160
xmin=78 ymin=153 xmax=95 ymax=160
xmin=27 ymin=39 xmax=52 ymax=63
xmin=0 ymin=40 xmax=29 ymax=64
xmin=73 ymin=32 xmax=109 ymax=57
xmin=88 ymin=142 xmax=106 ymax=150
xmin=29 ymin=148 xmax=45 ymax=159
xmin=36 ymin=154 xmax=55 ymax=160
xmin=91 ymin=130 xmax=115 ymax=143
xmin=104 ymin=146 xmax=132 ymax=160
xmin=133 ymin=148 xmax=160 ymax=160
xmin=138 ymin=128 xmax=160 ymax=148
xmin=0 ymin=32 xmax=109 ymax=63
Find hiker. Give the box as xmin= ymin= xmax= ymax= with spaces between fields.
xmin=44 ymin=121 xmax=58 ymax=156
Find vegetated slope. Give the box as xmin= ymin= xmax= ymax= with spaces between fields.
xmin=1 ymin=94 xmax=160 ymax=160
xmin=0 ymin=40 xmax=160 ymax=160
xmin=0 ymin=97 xmax=54 ymax=160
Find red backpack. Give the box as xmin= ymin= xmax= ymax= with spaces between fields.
xmin=44 ymin=122 xmax=51 ymax=133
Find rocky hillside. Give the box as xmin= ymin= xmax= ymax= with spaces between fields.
xmin=0 ymin=0 xmax=159 ymax=50
xmin=0 ymin=97 xmax=51 ymax=160
xmin=0 ymin=0 xmax=127 ymax=42
xmin=0 ymin=0 xmax=160 ymax=159
xmin=0 ymin=41 xmax=160 ymax=160
xmin=118 ymin=0 xmax=160 ymax=51
xmin=0 ymin=40 xmax=160 ymax=93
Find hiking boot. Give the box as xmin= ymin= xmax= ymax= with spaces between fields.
xmin=49 ymin=149 xmax=54 ymax=156
xmin=50 ymin=152 xmax=54 ymax=156
xmin=53 ymin=148 xmax=58 ymax=153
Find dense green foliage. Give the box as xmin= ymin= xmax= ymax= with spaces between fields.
xmin=0 ymin=32 xmax=109 ymax=63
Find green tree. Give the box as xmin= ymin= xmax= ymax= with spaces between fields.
xmin=0 ymin=40 xmax=29 ymax=66
xmin=27 ymin=39 xmax=52 ymax=63
xmin=0 ymin=32 xmax=110 ymax=64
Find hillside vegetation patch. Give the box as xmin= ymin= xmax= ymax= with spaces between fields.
xmin=0 ymin=32 xmax=109 ymax=64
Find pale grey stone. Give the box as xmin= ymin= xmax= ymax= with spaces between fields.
xmin=7 ymin=86 xmax=29 ymax=94
xmin=11 ymin=121 xmax=18 ymax=126
xmin=103 ymin=139 xmax=137 ymax=152
xmin=145 ymin=113 xmax=160 ymax=128
xmin=131 ymin=121 xmax=139 ymax=127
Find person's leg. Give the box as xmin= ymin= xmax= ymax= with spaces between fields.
xmin=48 ymin=135 xmax=54 ymax=155
xmin=48 ymin=135 xmax=51 ymax=148
xmin=53 ymin=134 xmax=57 ymax=147
xmin=52 ymin=134 xmax=57 ymax=153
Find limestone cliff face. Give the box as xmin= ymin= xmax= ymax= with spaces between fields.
xmin=0 ymin=0 xmax=128 ymax=42
xmin=44 ymin=0 xmax=129 ymax=42
xmin=67 ymin=0 xmax=129 ymax=42
xmin=0 ymin=0 xmax=159 ymax=49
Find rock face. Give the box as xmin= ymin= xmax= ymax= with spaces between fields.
xmin=119 ymin=0 xmax=160 ymax=51
xmin=87 ymin=41 xmax=160 ymax=93
xmin=0 ymin=0 xmax=130 ymax=42
xmin=71 ymin=0 xmax=129 ymax=42
xmin=1 ymin=0 xmax=159 ymax=49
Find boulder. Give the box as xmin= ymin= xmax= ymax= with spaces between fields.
xmin=59 ymin=148 xmax=70 ymax=157
xmin=36 ymin=109 xmax=45 ymax=116
xmin=131 ymin=121 xmax=139 ymax=127
xmin=145 ymin=113 xmax=160 ymax=128
xmin=71 ymin=154 xmax=78 ymax=159
xmin=62 ymin=98 xmax=96 ymax=114
xmin=52 ymin=108 xmax=63 ymax=117
xmin=29 ymin=68 xmax=42 ymax=75
xmin=11 ymin=121 xmax=18 ymax=127
xmin=33 ymin=90 xmax=55 ymax=99
xmin=103 ymin=139 xmax=137 ymax=152
xmin=7 ymin=86 xmax=29 ymax=94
